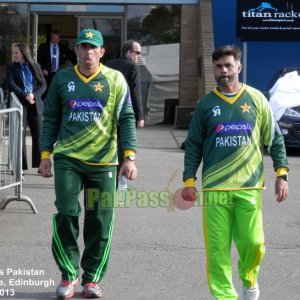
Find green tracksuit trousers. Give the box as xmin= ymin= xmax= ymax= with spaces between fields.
xmin=203 ymin=189 xmax=265 ymax=300
xmin=52 ymin=154 xmax=116 ymax=285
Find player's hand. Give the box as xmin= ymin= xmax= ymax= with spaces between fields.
xmin=118 ymin=160 xmax=137 ymax=180
xmin=38 ymin=159 xmax=53 ymax=178
xmin=182 ymin=187 xmax=196 ymax=202
xmin=275 ymin=177 xmax=288 ymax=202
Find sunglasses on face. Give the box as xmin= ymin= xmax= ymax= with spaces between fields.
xmin=131 ymin=50 xmax=141 ymax=55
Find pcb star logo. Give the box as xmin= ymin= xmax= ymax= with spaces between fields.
xmin=94 ymin=82 xmax=104 ymax=92
xmin=85 ymin=31 xmax=94 ymax=39
xmin=240 ymin=103 xmax=251 ymax=113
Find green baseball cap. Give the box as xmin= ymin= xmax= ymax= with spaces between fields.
xmin=76 ymin=29 xmax=103 ymax=47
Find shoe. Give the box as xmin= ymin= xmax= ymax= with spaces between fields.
xmin=82 ymin=282 xmax=103 ymax=298
xmin=56 ymin=277 xmax=79 ymax=299
xmin=243 ymin=283 xmax=260 ymax=300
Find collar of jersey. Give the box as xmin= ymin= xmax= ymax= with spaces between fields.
xmin=75 ymin=64 xmax=103 ymax=83
xmin=213 ymin=84 xmax=246 ymax=104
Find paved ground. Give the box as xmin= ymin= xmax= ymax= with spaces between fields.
xmin=0 ymin=125 xmax=299 ymax=299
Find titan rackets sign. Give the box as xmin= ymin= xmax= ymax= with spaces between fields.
xmin=237 ymin=1 xmax=300 ymax=41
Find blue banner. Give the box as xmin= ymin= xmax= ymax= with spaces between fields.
xmin=237 ymin=0 xmax=300 ymax=41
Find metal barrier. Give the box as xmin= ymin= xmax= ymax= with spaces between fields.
xmin=0 ymin=87 xmax=4 ymax=109
xmin=0 ymin=92 xmax=37 ymax=214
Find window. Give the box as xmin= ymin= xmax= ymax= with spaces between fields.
xmin=127 ymin=5 xmax=181 ymax=124
xmin=0 ymin=3 xmax=28 ymax=92
xmin=127 ymin=5 xmax=180 ymax=45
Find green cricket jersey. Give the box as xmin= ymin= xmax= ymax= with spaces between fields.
xmin=183 ymin=84 xmax=288 ymax=191
xmin=41 ymin=64 xmax=137 ymax=165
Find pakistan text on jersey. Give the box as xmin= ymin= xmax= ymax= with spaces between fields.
xmin=216 ymin=136 xmax=251 ymax=147
xmin=69 ymin=112 xmax=102 ymax=122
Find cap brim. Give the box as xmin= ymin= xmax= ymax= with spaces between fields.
xmin=76 ymin=40 xmax=102 ymax=47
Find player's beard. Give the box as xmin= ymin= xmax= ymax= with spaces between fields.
xmin=216 ymin=74 xmax=237 ymax=88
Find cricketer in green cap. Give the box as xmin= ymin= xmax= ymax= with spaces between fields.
xmin=76 ymin=29 xmax=104 ymax=47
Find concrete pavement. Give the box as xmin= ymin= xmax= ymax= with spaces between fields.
xmin=0 ymin=125 xmax=299 ymax=299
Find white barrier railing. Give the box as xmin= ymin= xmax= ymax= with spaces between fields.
xmin=0 ymin=92 xmax=37 ymax=214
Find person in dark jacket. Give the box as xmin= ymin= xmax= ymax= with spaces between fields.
xmin=106 ymin=40 xmax=144 ymax=128
xmin=37 ymin=30 xmax=75 ymax=98
xmin=6 ymin=43 xmax=47 ymax=170
xmin=106 ymin=40 xmax=144 ymax=174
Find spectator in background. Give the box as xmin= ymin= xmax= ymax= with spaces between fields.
xmin=106 ymin=40 xmax=144 ymax=128
xmin=6 ymin=43 xmax=46 ymax=171
xmin=37 ymin=30 xmax=76 ymax=98
xmin=106 ymin=40 xmax=144 ymax=173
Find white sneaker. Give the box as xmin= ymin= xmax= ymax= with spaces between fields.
xmin=243 ymin=283 xmax=260 ymax=300
xmin=56 ymin=277 xmax=79 ymax=299
xmin=82 ymin=282 xmax=103 ymax=298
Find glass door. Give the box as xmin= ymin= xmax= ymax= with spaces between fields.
xmin=78 ymin=16 xmax=124 ymax=63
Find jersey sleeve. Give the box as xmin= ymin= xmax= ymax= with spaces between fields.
xmin=116 ymin=74 xmax=137 ymax=153
xmin=259 ymin=91 xmax=289 ymax=171
xmin=40 ymin=75 xmax=62 ymax=153
xmin=183 ymin=101 xmax=205 ymax=181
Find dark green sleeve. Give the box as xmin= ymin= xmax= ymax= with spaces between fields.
xmin=117 ymin=82 xmax=137 ymax=153
xmin=183 ymin=101 xmax=205 ymax=181
xmin=40 ymin=76 xmax=62 ymax=152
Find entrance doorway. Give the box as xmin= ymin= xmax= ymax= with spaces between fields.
xmin=31 ymin=13 xmax=124 ymax=63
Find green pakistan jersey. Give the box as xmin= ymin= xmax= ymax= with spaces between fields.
xmin=41 ymin=64 xmax=137 ymax=165
xmin=183 ymin=84 xmax=288 ymax=191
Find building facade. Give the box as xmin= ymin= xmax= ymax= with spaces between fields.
xmin=3 ymin=1 xmax=298 ymax=126
xmin=0 ymin=0 xmax=216 ymax=127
